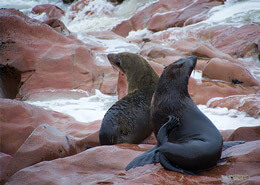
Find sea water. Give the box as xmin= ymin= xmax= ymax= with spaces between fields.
xmin=2 ymin=0 xmax=259 ymax=130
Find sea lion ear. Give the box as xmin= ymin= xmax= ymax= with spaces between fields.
xmin=164 ymin=66 xmax=168 ymax=70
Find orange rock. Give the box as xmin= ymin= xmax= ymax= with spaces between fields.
xmin=208 ymin=94 xmax=260 ymax=118
xmin=203 ymin=58 xmax=259 ymax=86
xmin=227 ymin=126 xmax=260 ymax=142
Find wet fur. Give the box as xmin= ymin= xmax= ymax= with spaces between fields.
xmin=126 ymin=56 xmax=223 ymax=174
xmin=99 ymin=52 xmax=159 ymax=145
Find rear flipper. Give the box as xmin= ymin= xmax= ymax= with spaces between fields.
xmin=159 ymin=152 xmax=198 ymax=175
xmin=157 ymin=115 xmax=180 ymax=145
xmin=125 ymin=145 xmax=159 ymax=171
xmin=222 ymin=141 xmax=245 ymax=151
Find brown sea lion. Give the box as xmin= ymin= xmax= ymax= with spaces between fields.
xmin=99 ymin=52 xmax=159 ymax=145
xmin=126 ymin=56 xmax=243 ymax=174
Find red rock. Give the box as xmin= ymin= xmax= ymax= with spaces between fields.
xmin=117 ymin=71 xmax=127 ymax=100
xmin=70 ymin=0 xmax=91 ymax=13
xmin=113 ymin=0 xmax=193 ymax=37
xmin=202 ymin=58 xmax=259 ymax=86
xmin=0 ymin=124 xmax=79 ymax=184
xmin=201 ymin=140 xmax=260 ymax=183
xmin=0 ymin=64 xmax=21 ymax=99
xmin=199 ymin=24 xmax=260 ymax=58
xmin=5 ymin=141 xmax=260 ymax=185
xmin=0 ymin=98 xmax=100 ymax=156
xmin=220 ymin=130 xmax=235 ymax=141
xmin=227 ymin=126 xmax=260 ymax=142
xmin=189 ymin=80 xmax=258 ymax=105
xmin=0 ymin=153 xmax=12 ymax=178
xmin=113 ymin=0 xmax=224 ymax=36
xmin=69 ymin=0 xmax=112 ymax=19
xmin=147 ymin=0 xmax=224 ymax=32
xmin=208 ymin=94 xmax=260 ymax=118
xmin=43 ymin=18 xmax=70 ymax=35
xmin=31 ymin=4 xmax=65 ymax=20
xmin=96 ymin=64 xmax=118 ymax=95
xmin=0 ymin=9 xmax=117 ymax=99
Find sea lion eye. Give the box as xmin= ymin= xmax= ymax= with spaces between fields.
xmin=115 ymin=58 xmax=121 ymax=66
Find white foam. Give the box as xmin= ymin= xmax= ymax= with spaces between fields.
xmin=25 ymin=90 xmax=259 ymax=130
xmin=26 ymin=90 xmax=118 ymax=123
xmin=198 ymin=105 xmax=260 ymax=130
xmin=205 ymin=0 xmax=260 ymax=26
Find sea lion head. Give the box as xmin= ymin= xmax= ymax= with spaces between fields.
xmin=107 ymin=52 xmax=147 ymax=75
xmin=163 ymin=56 xmax=197 ymax=83
xmin=107 ymin=52 xmax=158 ymax=93
xmin=153 ymin=56 xmax=197 ymax=102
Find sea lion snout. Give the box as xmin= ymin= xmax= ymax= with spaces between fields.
xmin=107 ymin=53 xmax=116 ymax=61
xmin=188 ymin=56 xmax=197 ymax=67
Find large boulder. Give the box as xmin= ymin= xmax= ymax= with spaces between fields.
xmin=0 ymin=9 xmax=117 ymax=99
xmin=113 ymin=0 xmax=224 ymax=37
xmin=113 ymin=0 xmax=193 ymax=37
xmin=0 ymin=98 xmax=100 ymax=156
xmin=188 ymin=79 xmax=258 ymax=105
xmin=199 ymin=24 xmax=260 ymax=58
xmin=208 ymin=93 xmax=260 ymax=118
xmin=147 ymin=0 xmax=224 ymax=32
xmin=31 ymin=4 xmax=65 ymax=20
xmin=202 ymin=58 xmax=259 ymax=86
xmin=227 ymin=126 xmax=260 ymax=142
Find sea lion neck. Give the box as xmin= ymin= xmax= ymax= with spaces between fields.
xmin=107 ymin=52 xmax=159 ymax=95
xmin=152 ymin=56 xmax=197 ymax=110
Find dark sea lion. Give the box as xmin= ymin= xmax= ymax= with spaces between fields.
xmin=126 ymin=56 xmax=243 ymax=174
xmin=99 ymin=52 xmax=159 ymax=145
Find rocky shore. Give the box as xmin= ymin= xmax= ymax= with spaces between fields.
xmin=0 ymin=0 xmax=259 ymax=184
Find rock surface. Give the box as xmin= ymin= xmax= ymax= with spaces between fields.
xmin=4 ymin=141 xmax=260 ymax=185
xmin=0 ymin=98 xmax=100 ymax=156
xmin=113 ymin=0 xmax=224 ymax=37
xmin=31 ymin=4 xmax=65 ymax=20
xmin=0 ymin=9 xmax=118 ymax=100
xmin=208 ymin=93 xmax=260 ymax=118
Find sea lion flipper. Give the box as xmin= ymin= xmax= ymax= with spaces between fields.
xmin=222 ymin=141 xmax=245 ymax=151
xmin=159 ymin=153 xmax=197 ymax=175
xmin=125 ymin=145 xmax=159 ymax=171
xmin=157 ymin=115 xmax=180 ymax=145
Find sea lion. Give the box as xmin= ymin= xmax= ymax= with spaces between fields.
xmin=126 ymin=56 xmax=243 ymax=174
xmin=99 ymin=52 xmax=159 ymax=145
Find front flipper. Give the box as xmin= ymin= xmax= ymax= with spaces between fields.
xmin=157 ymin=115 xmax=180 ymax=145
xmin=222 ymin=141 xmax=245 ymax=151
xmin=125 ymin=145 xmax=159 ymax=171
xmin=159 ymin=152 xmax=197 ymax=175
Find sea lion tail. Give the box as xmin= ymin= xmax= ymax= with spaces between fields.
xmin=125 ymin=145 xmax=159 ymax=171
xmin=222 ymin=141 xmax=245 ymax=151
